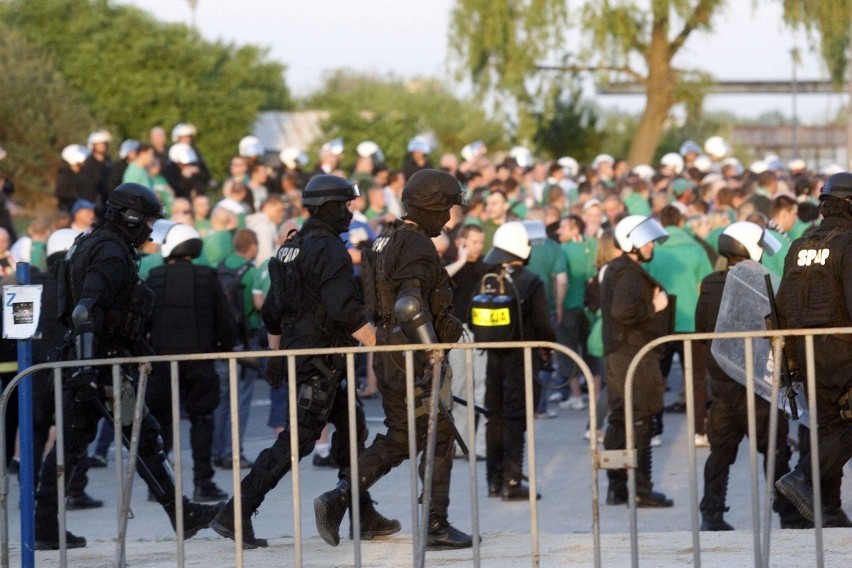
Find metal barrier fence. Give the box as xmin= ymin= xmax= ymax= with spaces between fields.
xmin=617 ymin=327 xmax=851 ymax=568
xmin=0 ymin=341 xmax=596 ymax=568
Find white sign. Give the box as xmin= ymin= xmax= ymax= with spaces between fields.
xmin=2 ymin=285 xmax=43 ymax=340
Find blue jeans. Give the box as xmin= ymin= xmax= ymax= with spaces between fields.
xmin=212 ymin=335 xmax=261 ymax=460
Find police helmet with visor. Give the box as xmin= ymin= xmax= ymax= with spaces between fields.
xmin=718 ymin=221 xmax=781 ymax=262
xmin=106 ymin=183 xmax=166 ymax=246
xmin=820 ymin=171 xmax=852 ymax=201
xmin=614 ymin=215 xmax=668 ymax=252
xmin=484 ymin=221 xmax=531 ymax=264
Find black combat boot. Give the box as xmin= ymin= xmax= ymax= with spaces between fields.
xmin=427 ymin=513 xmax=474 ymax=550
xmin=348 ymin=493 xmax=402 ymax=540
xmin=501 ymin=478 xmax=541 ymax=501
xmin=34 ymin=529 xmax=87 ymax=551
xmin=166 ymin=498 xmax=223 ymax=540
xmin=314 ymin=479 xmax=351 ymax=546
xmin=606 ymin=485 xmax=627 ymax=506
xmin=700 ymin=510 xmax=734 ymax=531
xmin=210 ymin=501 xmax=269 ymax=549
xmin=775 ymin=469 xmax=814 ymax=522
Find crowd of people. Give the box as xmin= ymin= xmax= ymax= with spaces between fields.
xmin=0 ymin=125 xmax=849 ymax=552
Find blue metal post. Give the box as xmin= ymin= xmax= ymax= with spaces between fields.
xmin=16 ymin=262 xmax=34 ymax=567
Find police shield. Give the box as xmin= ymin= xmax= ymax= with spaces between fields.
xmin=710 ymin=260 xmax=810 ymax=424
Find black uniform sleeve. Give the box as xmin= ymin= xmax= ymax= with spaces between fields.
xmin=841 ymin=241 xmax=852 ymax=324
xmin=695 ymin=272 xmax=726 ymax=336
xmin=610 ymin=265 xmax=656 ymax=326
xmin=76 ymin=239 xmax=135 ymax=334
xmin=261 ymin=257 xmax=285 ymax=335
xmin=314 ymin=238 xmax=368 ymax=335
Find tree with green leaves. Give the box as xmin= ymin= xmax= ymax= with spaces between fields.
xmin=532 ymin=81 xmax=603 ymax=163
xmin=3 ymin=0 xmax=292 ymax=182
xmin=0 ymin=23 xmax=97 ymax=208
xmin=304 ymin=71 xmax=507 ymax=171
xmin=450 ymin=0 xmax=728 ymax=165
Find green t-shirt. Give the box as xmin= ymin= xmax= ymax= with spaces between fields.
xmin=201 ymin=230 xmax=234 ymax=267
xmin=122 ymin=163 xmax=153 ymax=189
xmin=30 ymin=241 xmax=47 ymax=272
xmin=222 ymin=253 xmax=263 ymax=330
xmin=138 ymin=252 xmax=163 ymax=281
xmin=562 ymin=237 xmax=598 ymax=310
xmin=761 ymin=228 xmax=791 ymax=278
xmin=644 ymin=226 xmax=713 ymax=333
xmin=526 ymin=239 xmax=568 ymax=315
xmin=257 ymin=257 xmax=271 ymax=296
xmin=623 ymin=192 xmax=651 ymax=216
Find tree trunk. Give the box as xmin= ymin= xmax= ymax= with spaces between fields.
xmin=627 ymin=18 xmax=676 ymax=167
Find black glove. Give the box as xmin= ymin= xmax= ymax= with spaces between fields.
xmin=68 ymin=367 xmax=98 ymax=402
xmin=265 ymin=356 xmax=286 ymax=390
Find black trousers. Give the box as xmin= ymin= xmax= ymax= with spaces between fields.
xmin=485 ymin=349 xmax=541 ymax=484
xmin=604 ymin=415 xmax=654 ymax=497
xmin=354 ymin=349 xmax=455 ymax=519
xmin=147 ymin=361 xmax=219 ymax=485
xmin=237 ymin=378 xmax=368 ymax=516
xmin=35 ymin=385 xmax=176 ymax=538
xmin=700 ymin=380 xmax=800 ymax=522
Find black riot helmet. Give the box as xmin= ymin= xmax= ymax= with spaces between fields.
xmin=302 ymin=174 xmax=359 ymax=207
xmin=401 ymin=169 xmax=465 ymax=212
xmin=820 ymin=172 xmax=852 ymax=200
xmin=105 ymin=182 xmax=165 ymax=246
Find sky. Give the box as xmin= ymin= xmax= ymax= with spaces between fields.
xmin=121 ymin=0 xmax=844 ymax=124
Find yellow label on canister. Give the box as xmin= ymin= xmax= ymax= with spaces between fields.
xmin=471 ymin=307 xmax=511 ymax=327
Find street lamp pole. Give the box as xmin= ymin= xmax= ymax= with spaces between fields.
xmin=791 ymin=47 xmax=800 ymax=160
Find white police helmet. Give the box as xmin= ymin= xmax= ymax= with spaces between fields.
xmin=86 ymin=130 xmax=112 ymax=150
xmin=461 ymin=141 xmax=486 ymax=162
xmin=61 ymin=144 xmax=90 ymax=166
xmin=484 ymin=221 xmax=532 ymax=263
xmin=238 ymin=136 xmax=264 ymax=158
xmin=356 ymin=141 xmax=384 ymax=162
xmin=704 ymin=136 xmax=730 ymax=159
xmin=171 ymin=123 xmax=197 ymax=143
xmin=320 ymin=138 xmax=344 ymax=156
xmin=660 ymin=152 xmax=685 ymax=175
xmin=279 ymin=146 xmax=309 ymax=169
xmin=161 ymin=223 xmax=202 ymax=259
xmin=168 ymin=143 xmax=198 ymax=165
xmin=631 ymin=164 xmax=655 ymax=181
xmin=592 ymin=153 xmax=615 ymax=169
xmin=46 ymin=228 xmax=82 ymax=258
xmin=614 ymin=215 xmax=669 ymax=252
xmin=693 ymin=154 xmax=713 ymax=174
xmin=557 ymin=156 xmax=580 ymax=178
xmin=718 ymin=221 xmax=781 ymax=262
xmin=509 ymin=146 xmax=534 ymax=169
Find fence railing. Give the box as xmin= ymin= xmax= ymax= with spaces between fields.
xmin=618 ymin=327 xmax=850 ymax=568
xmin=0 ymin=328 xmax=840 ymax=567
xmin=0 ymin=341 xmax=595 ymax=568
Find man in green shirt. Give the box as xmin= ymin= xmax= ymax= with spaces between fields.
xmin=524 ymin=209 xmax=567 ymax=417
xmin=122 ymin=143 xmax=155 ymax=189
xmin=212 ymin=229 xmax=266 ymax=469
xmin=644 ymin=205 xmax=714 ymax=444
xmin=557 ymin=215 xmax=599 ymax=412
xmin=761 ymin=194 xmax=797 ymax=278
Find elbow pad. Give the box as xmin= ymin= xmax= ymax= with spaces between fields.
xmin=72 ymin=298 xmax=96 ymax=360
xmin=393 ymin=288 xmax=437 ymax=345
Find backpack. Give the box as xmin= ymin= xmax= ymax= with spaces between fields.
xmin=217 ymin=260 xmax=254 ymax=345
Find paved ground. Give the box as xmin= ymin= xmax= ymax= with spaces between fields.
xmin=4 ymin=370 xmax=851 ymax=566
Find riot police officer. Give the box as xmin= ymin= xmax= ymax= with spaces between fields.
xmin=475 ymin=222 xmax=556 ymax=501
xmin=146 ymin=224 xmax=237 ymax=502
xmin=313 ymin=169 xmax=471 ymax=550
xmin=602 ymin=215 xmax=673 ymax=508
xmin=210 ymin=174 xmax=399 ymax=548
xmin=695 ymin=222 xmax=808 ymax=530
xmin=33 ymin=183 xmax=221 ymax=550
xmin=775 ymin=171 xmax=852 ymax=527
